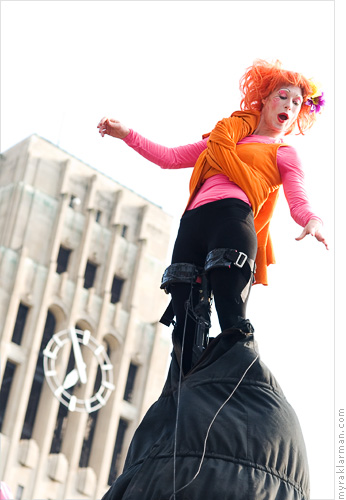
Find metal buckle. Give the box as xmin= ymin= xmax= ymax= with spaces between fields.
xmin=234 ymin=251 xmax=247 ymax=268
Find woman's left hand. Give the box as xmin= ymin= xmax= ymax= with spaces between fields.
xmin=295 ymin=218 xmax=329 ymax=250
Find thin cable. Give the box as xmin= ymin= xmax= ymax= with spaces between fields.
xmin=169 ymin=353 xmax=259 ymax=499
xmin=172 ymin=286 xmax=193 ymax=500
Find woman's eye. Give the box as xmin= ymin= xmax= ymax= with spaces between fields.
xmin=279 ymin=95 xmax=287 ymax=100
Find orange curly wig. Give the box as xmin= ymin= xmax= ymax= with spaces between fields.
xmin=239 ymin=59 xmax=317 ymax=135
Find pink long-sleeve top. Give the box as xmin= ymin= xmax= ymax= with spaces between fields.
xmin=123 ymin=130 xmax=321 ymax=228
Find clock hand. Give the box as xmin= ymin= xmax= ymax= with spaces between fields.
xmin=63 ymin=368 xmax=79 ymax=389
xmin=70 ymin=328 xmax=87 ymax=384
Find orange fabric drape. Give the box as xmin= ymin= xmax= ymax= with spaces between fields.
xmin=184 ymin=110 xmax=286 ymax=285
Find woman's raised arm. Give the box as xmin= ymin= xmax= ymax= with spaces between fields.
xmin=97 ymin=117 xmax=207 ymax=169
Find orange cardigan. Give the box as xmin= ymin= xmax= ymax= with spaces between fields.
xmin=186 ymin=110 xmax=287 ymax=285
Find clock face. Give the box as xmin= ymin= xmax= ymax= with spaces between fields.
xmin=43 ymin=328 xmax=115 ymax=413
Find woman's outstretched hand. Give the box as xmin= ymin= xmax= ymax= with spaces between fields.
xmin=295 ymin=218 xmax=329 ymax=250
xmin=97 ymin=117 xmax=130 ymax=139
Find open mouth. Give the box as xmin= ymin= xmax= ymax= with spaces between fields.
xmin=278 ymin=113 xmax=289 ymax=123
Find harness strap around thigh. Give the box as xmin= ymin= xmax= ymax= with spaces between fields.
xmin=159 ymin=263 xmax=202 ymax=326
xmin=204 ymin=248 xmax=256 ymax=302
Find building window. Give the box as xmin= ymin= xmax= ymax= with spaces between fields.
xmin=84 ymin=261 xmax=97 ymax=289
xmin=110 ymin=276 xmax=124 ymax=304
xmin=21 ymin=311 xmax=56 ymax=439
xmin=79 ymin=341 xmax=110 ymax=467
xmin=56 ymin=246 xmax=71 ymax=274
xmin=50 ymin=401 xmax=69 ymax=454
xmin=123 ymin=363 xmax=138 ymax=403
xmin=11 ymin=303 xmax=29 ymax=345
xmin=50 ymin=323 xmax=88 ymax=454
xmin=121 ymin=225 xmax=128 ymax=238
xmin=49 ymin=403 xmax=68 ymax=453
xmin=78 ymin=400 xmax=99 ymax=467
xmin=69 ymin=195 xmax=81 ymax=209
xmin=50 ymin=340 xmax=76 ymax=454
xmin=0 ymin=361 xmax=16 ymax=432
xmin=95 ymin=210 xmax=102 ymax=223
xmin=79 ymin=368 xmax=101 ymax=467
xmin=108 ymin=419 xmax=129 ymax=485
xmin=15 ymin=485 xmax=24 ymax=500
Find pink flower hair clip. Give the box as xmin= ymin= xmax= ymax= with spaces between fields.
xmin=305 ymin=80 xmax=325 ymax=114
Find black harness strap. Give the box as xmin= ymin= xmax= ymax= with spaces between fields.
xmin=204 ymin=248 xmax=255 ymax=274
xmin=204 ymin=248 xmax=256 ymax=302
xmin=160 ymin=300 xmax=176 ymax=327
xmin=160 ymin=263 xmax=202 ymax=327
xmin=160 ymin=263 xmax=201 ymax=291
xmin=159 ymin=248 xmax=256 ymax=327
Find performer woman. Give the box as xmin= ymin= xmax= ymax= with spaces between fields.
xmin=97 ymin=59 xmax=327 ymax=373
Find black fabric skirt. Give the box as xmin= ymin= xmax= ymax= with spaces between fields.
xmin=102 ymin=333 xmax=310 ymax=500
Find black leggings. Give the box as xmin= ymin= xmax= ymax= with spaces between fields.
xmin=170 ymin=199 xmax=257 ymax=368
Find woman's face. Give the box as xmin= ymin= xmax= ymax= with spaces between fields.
xmin=257 ymin=85 xmax=303 ymax=138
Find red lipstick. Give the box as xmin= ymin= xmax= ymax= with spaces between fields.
xmin=278 ymin=113 xmax=289 ymax=123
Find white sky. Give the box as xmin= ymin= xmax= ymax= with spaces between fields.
xmin=1 ymin=1 xmax=344 ymax=498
